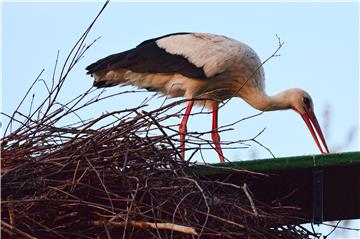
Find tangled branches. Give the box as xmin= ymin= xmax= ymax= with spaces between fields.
xmin=1 ymin=105 xmax=313 ymax=238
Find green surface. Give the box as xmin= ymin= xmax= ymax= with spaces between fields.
xmin=196 ymin=151 xmax=360 ymax=175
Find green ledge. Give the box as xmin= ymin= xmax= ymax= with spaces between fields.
xmin=195 ymin=151 xmax=360 ymax=174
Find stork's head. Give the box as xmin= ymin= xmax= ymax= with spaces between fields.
xmin=289 ymin=89 xmax=330 ymax=154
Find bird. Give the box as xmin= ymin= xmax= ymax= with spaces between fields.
xmin=86 ymin=32 xmax=330 ymax=163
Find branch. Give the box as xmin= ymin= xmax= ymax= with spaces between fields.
xmin=91 ymin=220 xmax=198 ymax=236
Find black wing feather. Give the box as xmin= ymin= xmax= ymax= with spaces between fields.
xmin=86 ymin=33 xmax=207 ymax=79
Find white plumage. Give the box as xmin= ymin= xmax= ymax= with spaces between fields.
xmin=157 ymin=33 xmax=253 ymax=78
xmin=87 ymin=32 xmax=329 ymax=162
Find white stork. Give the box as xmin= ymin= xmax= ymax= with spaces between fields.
xmin=86 ymin=32 xmax=330 ymax=162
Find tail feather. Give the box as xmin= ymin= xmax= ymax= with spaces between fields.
xmin=87 ymin=50 xmax=134 ymax=88
xmin=86 ymin=50 xmax=130 ymax=75
xmin=92 ymin=80 xmax=119 ymax=88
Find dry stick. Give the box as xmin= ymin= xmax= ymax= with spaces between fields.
xmin=144 ymin=113 xmax=182 ymax=160
xmin=192 ymin=208 xmax=245 ymax=229
xmin=43 ymin=1 xmax=109 ymax=119
xmin=188 ymin=146 xmax=201 ymax=161
xmin=92 ymin=220 xmax=198 ymax=236
xmin=322 ymin=222 xmax=360 ymax=232
xmin=103 ymin=220 xmax=113 ymax=239
xmin=2 ymin=226 xmax=15 ymax=237
xmin=171 ymin=191 xmax=198 ymax=238
xmin=250 ymin=127 xmax=276 ymax=158
xmin=1 ymin=220 xmax=37 ymax=239
xmin=72 ymin=106 xmax=145 ymax=140
xmin=21 ymin=212 xmax=68 ymax=239
xmin=199 ymin=164 xmax=266 ymax=176
xmin=2 ymin=107 xmax=64 ymax=147
xmin=3 ymin=69 xmax=45 ymax=137
xmin=47 ymin=186 xmax=81 ymax=201
xmin=9 ymin=7 xmax=103 ymax=142
xmin=177 ymin=177 xmax=210 ymax=238
xmin=1 ymin=112 xmax=29 ymax=134
xmin=242 ymin=183 xmax=259 ymax=217
xmin=77 ymin=89 xmax=147 ymax=114
xmin=217 ymin=111 xmax=264 ymax=131
xmin=37 ymin=79 xmax=51 ymax=95
xmin=27 ymin=94 xmax=35 ymax=120
xmin=50 ymin=50 xmax=60 ymax=97
xmin=53 ymin=102 xmax=85 ymax=125
xmin=2 ymin=195 xmax=118 ymax=215
xmin=53 ymin=212 xmax=78 ymax=223
xmin=39 ymin=88 xmax=92 ymax=132
xmin=85 ymin=158 xmax=114 ymax=211
xmin=123 ymin=183 xmax=139 ymax=239
xmin=6 ymin=196 xmax=15 ymax=226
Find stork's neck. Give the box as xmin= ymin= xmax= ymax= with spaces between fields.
xmin=242 ymin=89 xmax=293 ymax=112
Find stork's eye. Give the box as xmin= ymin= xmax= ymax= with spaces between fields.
xmin=303 ymin=97 xmax=311 ymax=108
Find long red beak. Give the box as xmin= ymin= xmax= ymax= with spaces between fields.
xmin=301 ymin=109 xmax=330 ymax=154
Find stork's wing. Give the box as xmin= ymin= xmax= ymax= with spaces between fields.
xmin=86 ymin=33 xmax=207 ymax=79
xmin=86 ymin=32 xmax=241 ymax=79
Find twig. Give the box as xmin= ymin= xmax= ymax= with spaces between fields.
xmin=92 ymin=220 xmax=198 ymax=236
xmin=1 ymin=220 xmax=37 ymax=239
xmin=242 ymin=183 xmax=258 ymax=216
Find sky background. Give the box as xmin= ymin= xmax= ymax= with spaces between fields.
xmin=1 ymin=1 xmax=359 ymax=237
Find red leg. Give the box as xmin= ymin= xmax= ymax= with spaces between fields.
xmin=211 ymin=103 xmax=225 ymax=163
xmin=179 ymin=101 xmax=194 ymax=160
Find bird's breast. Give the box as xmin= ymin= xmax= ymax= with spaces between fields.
xmin=121 ymin=69 xmax=234 ymax=103
xmin=122 ymin=71 xmax=206 ymax=98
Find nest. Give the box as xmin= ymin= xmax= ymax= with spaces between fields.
xmin=1 ymin=2 xmax=318 ymax=238
xmin=1 ymin=103 xmax=314 ymax=238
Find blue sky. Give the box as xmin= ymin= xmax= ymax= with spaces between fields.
xmin=2 ymin=2 xmax=359 ymax=162
xmin=1 ymin=2 xmax=360 ymax=237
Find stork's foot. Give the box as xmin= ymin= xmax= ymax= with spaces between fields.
xmin=211 ymin=131 xmax=225 ymax=163
xmin=179 ymin=125 xmax=187 ymax=160
xmin=211 ymin=103 xmax=225 ymax=163
xmin=179 ymin=101 xmax=194 ymax=161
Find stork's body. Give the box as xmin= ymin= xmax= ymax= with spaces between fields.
xmin=87 ymin=32 xmax=329 ymax=162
